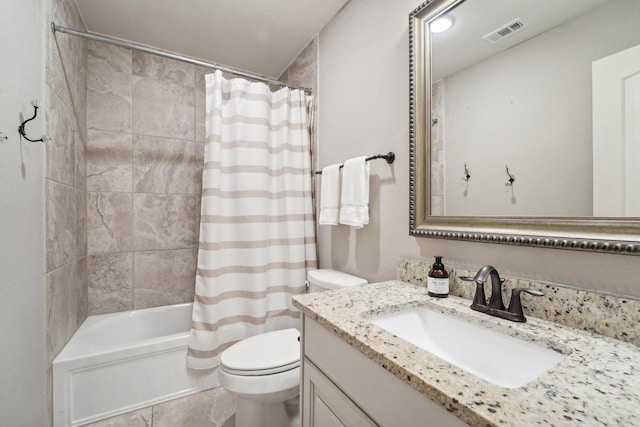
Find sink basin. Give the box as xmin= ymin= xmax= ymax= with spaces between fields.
xmin=369 ymin=307 xmax=567 ymax=388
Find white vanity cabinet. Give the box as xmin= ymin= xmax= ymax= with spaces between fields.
xmin=300 ymin=315 xmax=469 ymax=427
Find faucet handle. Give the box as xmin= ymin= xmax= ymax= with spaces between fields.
xmin=507 ymin=288 xmax=544 ymax=322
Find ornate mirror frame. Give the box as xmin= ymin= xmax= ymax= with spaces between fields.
xmin=408 ymin=0 xmax=640 ymax=255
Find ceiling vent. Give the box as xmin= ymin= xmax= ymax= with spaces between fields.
xmin=482 ymin=19 xmax=527 ymax=44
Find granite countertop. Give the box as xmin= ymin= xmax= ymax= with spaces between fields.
xmin=292 ymin=281 xmax=640 ymax=426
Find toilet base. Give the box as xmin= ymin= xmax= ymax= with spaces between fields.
xmin=235 ymin=396 xmax=299 ymax=427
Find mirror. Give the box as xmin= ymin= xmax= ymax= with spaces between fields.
xmin=409 ymin=0 xmax=640 ymax=254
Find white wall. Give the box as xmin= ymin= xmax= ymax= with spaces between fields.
xmin=0 ymin=0 xmax=47 ymax=425
xmin=318 ymin=0 xmax=640 ymax=298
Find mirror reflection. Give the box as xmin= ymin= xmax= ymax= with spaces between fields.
xmin=428 ymin=0 xmax=640 ymax=217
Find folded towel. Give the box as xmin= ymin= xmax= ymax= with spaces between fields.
xmin=339 ymin=157 xmax=370 ymax=228
xmin=318 ymin=164 xmax=341 ymax=225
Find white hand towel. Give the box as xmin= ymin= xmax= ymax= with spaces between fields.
xmin=339 ymin=157 xmax=370 ymax=228
xmin=318 ymin=164 xmax=341 ymax=225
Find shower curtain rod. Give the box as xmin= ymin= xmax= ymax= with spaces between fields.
xmin=50 ymin=22 xmax=312 ymax=94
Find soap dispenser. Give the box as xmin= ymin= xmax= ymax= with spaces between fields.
xmin=427 ymin=256 xmax=449 ymax=298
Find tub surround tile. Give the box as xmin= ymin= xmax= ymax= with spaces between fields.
xmin=46 ymin=257 xmax=87 ymax=362
xmin=87 ymin=88 xmax=133 ymax=133
xmin=47 ymin=181 xmax=81 ymax=271
xmin=46 ymin=88 xmax=76 ymax=186
xmin=397 ymin=257 xmax=640 ymax=346
xmin=133 ymin=249 xmax=196 ymax=309
xmin=88 ymin=253 xmax=134 ymax=315
xmin=87 ymin=130 xmax=133 ymax=192
xmin=133 ymin=52 xmax=195 ymax=87
xmin=77 ymin=185 xmax=87 ymax=257
xmin=87 ymin=41 xmax=132 ymax=132
xmin=195 ymin=68 xmax=207 ymax=143
xmin=132 ymin=53 xmax=195 ymax=141
xmin=133 ymin=194 xmax=196 ymax=250
xmin=294 ymin=281 xmax=640 ymax=427
xmin=75 ymin=130 xmax=87 ymax=191
xmin=86 ymin=43 xmax=202 ymax=317
xmin=280 ymin=36 xmax=318 ymax=93
xmin=133 ymin=135 xmax=195 ymax=194
xmin=88 ymin=41 xmax=132 ymax=95
xmin=88 ymin=192 xmax=133 ymax=253
xmin=132 ymin=77 xmax=195 ymax=140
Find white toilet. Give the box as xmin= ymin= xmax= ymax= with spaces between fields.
xmin=217 ymin=269 xmax=367 ymax=427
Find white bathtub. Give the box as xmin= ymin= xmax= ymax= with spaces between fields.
xmin=53 ymin=303 xmax=218 ymax=427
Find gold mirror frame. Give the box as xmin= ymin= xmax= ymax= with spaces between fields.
xmin=408 ymin=0 xmax=640 ymax=255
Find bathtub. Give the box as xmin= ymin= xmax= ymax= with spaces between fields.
xmin=53 ymin=303 xmax=218 ymax=427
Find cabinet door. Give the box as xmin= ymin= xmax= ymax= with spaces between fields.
xmin=302 ymin=359 xmax=378 ymax=427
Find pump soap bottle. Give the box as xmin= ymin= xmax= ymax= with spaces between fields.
xmin=427 ymin=256 xmax=449 ymax=298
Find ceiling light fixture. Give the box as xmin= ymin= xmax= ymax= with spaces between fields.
xmin=430 ymin=16 xmax=454 ymax=33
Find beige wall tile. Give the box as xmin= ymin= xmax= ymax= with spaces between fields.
xmin=133 ymin=249 xmax=196 ymax=309
xmin=46 ymin=181 xmax=80 ymax=271
xmin=132 ymin=77 xmax=195 ymax=140
xmin=87 ymin=90 xmax=133 ymax=133
xmin=281 ymin=37 xmax=318 ymax=93
xmin=75 ymin=130 xmax=87 ymax=191
xmin=87 ymin=130 xmax=133 ymax=192
xmin=133 ymin=52 xmax=195 ymax=87
xmin=88 ymin=192 xmax=133 ymax=253
xmin=133 ymin=194 xmax=196 ymax=250
xmin=46 ymin=257 xmax=86 ymax=362
xmin=88 ymin=253 xmax=134 ymax=315
xmin=87 ymin=41 xmax=132 ymax=132
xmin=88 ymin=41 xmax=132 ymax=95
xmin=133 ymin=135 xmax=195 ymax=194
xmin=195 ymin=67 xmax=208 ymax=143
xmin=46 ymin=88 xmax=76 ymax=186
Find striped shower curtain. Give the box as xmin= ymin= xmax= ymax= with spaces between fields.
xmin=187 ymin=71 xmax=317 ymax=370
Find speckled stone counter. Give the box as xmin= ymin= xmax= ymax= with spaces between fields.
xmin=293 ymin=281 xmax=640 ymax=426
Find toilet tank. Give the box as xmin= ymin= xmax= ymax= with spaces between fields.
xmin=307 ymin=269 xmax=368 ymax=293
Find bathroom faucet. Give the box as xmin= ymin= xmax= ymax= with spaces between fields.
xmin=461 ymin=265 xmax=543 ymax=322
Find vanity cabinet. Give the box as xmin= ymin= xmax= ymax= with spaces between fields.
xmin=300 ymin=315 xmax=468 ymax=427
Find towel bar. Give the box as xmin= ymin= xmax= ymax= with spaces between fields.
xmin=315 ymin=152 xmax=395 ymax=175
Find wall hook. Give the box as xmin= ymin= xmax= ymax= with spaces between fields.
xmin=18 ymin=100 xmax=49 ymax=143
xmin=0 ymin=132 xmax=7 ymax=143
xmin=432 ymin=118 xmax=439 ymax=126
xmin=462 ymin=162 xmax=471 ymax=182
xmin=505 ymin=165 xmax=515 ymax=186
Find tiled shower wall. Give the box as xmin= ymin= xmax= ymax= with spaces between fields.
xmin=86 ymin=36 xmax=319 ymax=316
xmin=86 ymin=41 xmax=208 ymax=315
xmin=46 ymin=0 xmax=88 ymax=421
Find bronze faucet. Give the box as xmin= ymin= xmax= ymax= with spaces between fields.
xmin=461 ymin=265 xmax=543 ymax=322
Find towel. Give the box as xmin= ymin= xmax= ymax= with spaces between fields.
xmin=339 ymin=156 xmax=370 ymax=228
xmin=318 ymin=164 xmax=341 ymax=225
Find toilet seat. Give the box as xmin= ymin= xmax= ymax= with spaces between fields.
xmin=220 ymin=328 xmax=300 ymax=376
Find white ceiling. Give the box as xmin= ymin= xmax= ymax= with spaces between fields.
xmin=75 ymin=0 xmax=349 ymax=78
xmin=431 ymin=0 xmax=608 ymax=80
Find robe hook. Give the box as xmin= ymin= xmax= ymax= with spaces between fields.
xmin=462 ymin=163 xmax=471 ymax=182
xmin=505 ymin=165 xmax=515 ymax=186
xmin=18 ymin=100 xmax=49 ymax=143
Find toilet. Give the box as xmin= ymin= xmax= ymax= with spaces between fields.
xmin=217 ymin=269 xmax=367 ymax=427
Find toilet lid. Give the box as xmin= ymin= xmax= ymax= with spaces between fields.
xmin=220 ymin=328 xmax=300 ymax=376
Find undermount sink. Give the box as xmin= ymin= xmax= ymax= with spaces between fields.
xmin=369 ymin=306 xmax=567 ymax=388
